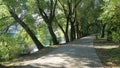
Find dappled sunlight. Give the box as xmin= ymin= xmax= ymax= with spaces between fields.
xmin=0 ymin=0 xmax=120 ymax=68
xmin=94 ymin=42 xmax=119 ymax=49
xmin=94 ymin=38 xmax=120 ymax=67
xmin=7 ymin=36 xmax=103 ymax=68
xmin=94 ymin=45 xmax=119 ymax=49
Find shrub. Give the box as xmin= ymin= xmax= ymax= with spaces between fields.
xmin=0 ymin=34 xmax=28 ymax=62
xmin=0 ymin=45 xmax=25 ymax=61
xmin=112 ymin=31 xmax=120 ymax=44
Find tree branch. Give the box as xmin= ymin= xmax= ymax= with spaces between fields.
xmin=0 ymin=16 xmax=11 ymax=21
xmin=36 ymin=0 xmax=49 ymax=23
xmin=58 ymin=0 xmax=67 ymax=17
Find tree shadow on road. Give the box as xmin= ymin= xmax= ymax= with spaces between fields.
xmin=6 ymin=36 xmax=103 ymax=68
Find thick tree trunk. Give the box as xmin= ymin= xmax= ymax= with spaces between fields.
xmin=48 ymin=23 xmax=59 ymax=45
xmin=101 ymin=24 xmax=106 ymax=38
xmin=65 ymin=16 xmax=70 ymax=42
xmin=70 ymin=22 xmax=76 ymax=41
xmin=65 ymin=33 xmax=69 ymax=42
xmin=9 ymin=11 xmax=44 ymax=50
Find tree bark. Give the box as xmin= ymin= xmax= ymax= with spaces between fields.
xmin=9 ymin=10 xmax=44 ymax=50
xmin=65 ymin=16 xmax=70 ymax=42
xmin=101 ymin=23 xmax=106 ymax=38
xmin=107 ymin=30 xmax=112 ymax=41
xmin=70 ymin=22 xmax=75 ymax=41
xmin=36 ymin=0 xmax=59 ymax=45
xmin=48 ymin=23 xmax=59 ymax=44
xmin=55 ymin=18 xmax=69 ymax=42
xmin=58 ymin=0 xmax=82 ymax=41
xmin=76 ymin=21 xmax=82 ymax=39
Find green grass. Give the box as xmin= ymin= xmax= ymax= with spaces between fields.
xmin=96 ymin=48 xmax=120 ymax=66
xmin=94 ymin=38 xmax=107 ymax=43
xmin=94 ymin=38 xmax=120 ymax=67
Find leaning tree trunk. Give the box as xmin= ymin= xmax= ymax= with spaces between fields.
xmin=55 ymin=17 xmax=69 ymax=43
xmin=48 ymin=23 xmax=59 ymax=45
xmin=56 ymin=20 xmax=69 ymax=43
xmin=9 ymin=11 xmax=44 ymax=50
xmin=36 ymin=0 xmax=59 ymax=45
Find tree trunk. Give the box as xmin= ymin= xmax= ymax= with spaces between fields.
xmin=48 ymin=23 xmax=59 ymax=45
xmin=55 ymin=18 xmax=69 ymax=42
xmin=9 ymin=11 xmax=44 ymax=50
xmin=76 ymin=21 xmax=81 ymax=39
xmin=107 ymin=30 xmax=112 ymax=41
xmin=65 ymin=16 xmax=70 ymax=42
xmin=65 ymin=33 xmax=69 ymax=42
xmin=101 ymin=24 xmax=106 ymax=38
xmin=36 ymin=0 xmax=58 ymax=45
xmin=70 ymin=22 xmax=75 ymax=41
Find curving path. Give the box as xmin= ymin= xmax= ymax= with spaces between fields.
xmin=9 ymin=35 xmax=104 ymax=68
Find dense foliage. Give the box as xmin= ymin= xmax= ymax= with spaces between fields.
xmin=0 ymin=0 xmax=119 ymax=61
xmin=99 ymin=0 xmax=120 ymax=43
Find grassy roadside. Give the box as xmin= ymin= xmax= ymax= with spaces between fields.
xmin=94 ymin=38 xmax=120 ymax=68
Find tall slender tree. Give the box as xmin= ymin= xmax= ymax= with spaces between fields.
xmin=58 ymin=0 xmax=82 ymax=41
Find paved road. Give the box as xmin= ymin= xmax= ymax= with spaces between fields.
xmin=10 ymin=36 xmax=104 ymax=68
